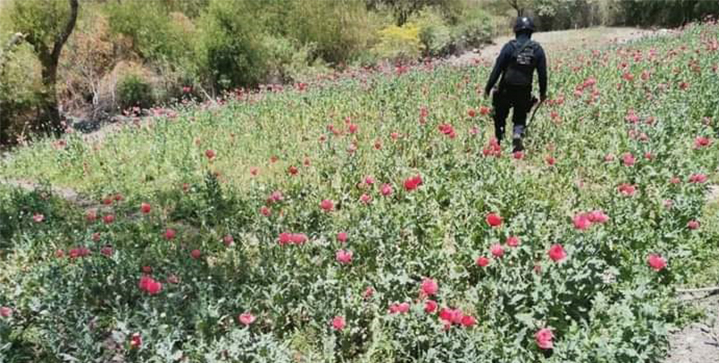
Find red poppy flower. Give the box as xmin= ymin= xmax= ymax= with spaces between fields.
xmin=689 ymin=174 xmax=707 ymax=183
xmin=140 ymin=203 xmax=151 ymax=214
xmin=694 ymin=136 xmax=712 ymax=148
xmin=103 ymin=214 xmax=115 ymax=224
xmin=622 ymin=153 xmax=635 ymax=166
xmin=130 ymin=333 xmax=142 ymax=349
xmin=438 ymin=308 xmax=463 ymax=324
xmin=335 ymin=250 xmax=353 ymax=264
xmin=573 ymin=213 xmax=592 ymax=230
xmin=486 ymin=213 xmax=502 ymax=227
xmin=380 ymin=183 xmax=393 ymax=196
xmin=238 ymin=313 xmax=256 ymax=326
xmin=404 ymin=175 xmax=423 ymax=191
xmin=687 ymin=220 xmax=700 ymax=230
xmin=290 ymin=233 xmax=308 ymax=245
xmin=490 ymin=244 xmax=505 ymax=258
xmin=389 ymin=302 xmax=410 ymax=314
xmin=618 ymin=183 xmax=636 ymax=196
xmin=587 ymin=210 xmax=609 ymax=223
xmin=101 ymin=246 xmax=113 ymax=257
xmin=139 ymin=276 xmax=162 ymax=295
xmin=535 ymin=328 xmax=554 ymax=350
xmin=332 ymin=316 xmax=346 ymax=330
xmin=647 ymin=254 xmax=667 ymax=271
xmin=86 ymin=209 xmax=98 ymax=222
xmin=421 ymin=278 xmax=438 ymax=296
xmin=425 ymin=300 xmax=438 ymax=313
xmin=476 ymin=256 xmax=490 ymax=267
xmin=460 ymin=315 xmax=476 ymax=327
xmin=360 ymin=194 xmax=372 ymax=204
xmin=205 ymin=149 xmax=216 ymax=160
xmin=320 ymin=199 xmax=335 ymax=211
xmin=548 ymin=244 xmax=567 ymax=262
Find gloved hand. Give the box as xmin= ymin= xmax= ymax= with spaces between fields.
xmin=484 ymin=88 xmax=491 ymax=99
xmin=540 ymin=93 xmax=547 ymax=102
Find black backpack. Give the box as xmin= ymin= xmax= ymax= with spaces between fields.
xmin=502 ymin=39 xmax=538 ymax=87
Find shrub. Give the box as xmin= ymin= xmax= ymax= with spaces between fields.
xmin=117 ymin=73 xmax=153 ymax=111
xmin=411 ymin=7 xmax=453 ymax=57
xmin=0 ymin=39 xmax=43 ymax=145
xmin=449 ymin=5 xmax=493 ymax=52
xmin=285 ymin=0 xmax=384 ymax=66
xmin=262 ymin=34 xmax=331 ymax=84
xmin=194 ymin=0 xmax=268 ymax=91
xmin=106 ymin=0 xmax=193 ymax=66
xmin=372 ymin=23 xmax=422 ymax=62
xmin=59 ymin=13 xmax=114 ymax=118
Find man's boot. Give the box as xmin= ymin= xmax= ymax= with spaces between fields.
xmin=495 ymin=126 xmax=505 ymax=145
xmin=512 ymin=133 xmax=524 ymax=153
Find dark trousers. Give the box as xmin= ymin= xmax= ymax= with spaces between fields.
xmin=491 ymin=85 xmax=532 ymax=142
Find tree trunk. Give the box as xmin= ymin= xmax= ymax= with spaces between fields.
xmin=29 ymin=0 xmax=79 ymax=136
xmin=39 ymin=54 xmax=62 ymax=134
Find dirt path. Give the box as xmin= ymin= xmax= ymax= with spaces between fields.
xmin=447 ymin=26 xmax=661 ymax=67
xmin=0 ymin=177 xmax=95 ymax=207
xmin=666 ymin=292 xmax=719 ymax=363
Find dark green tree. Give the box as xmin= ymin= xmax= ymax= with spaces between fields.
xmin=4 ymin=0 xmax=79 ymax=135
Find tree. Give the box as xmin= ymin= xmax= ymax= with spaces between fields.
xmin=505 ymin=0 xmax=530 ymax=17
xmin=5 ymin=0 xmax=79 ymax=135
xmin=366 ymin=0 xmax=453 ymax=25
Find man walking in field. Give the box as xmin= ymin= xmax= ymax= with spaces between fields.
xmin=484 ymin=16 xmax=547 ymax=153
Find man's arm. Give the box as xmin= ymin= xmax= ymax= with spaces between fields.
xmin=484 ymin=43 xmax=512 ymax=95
xmin=536 ymin=46 xmax=548 ymax=100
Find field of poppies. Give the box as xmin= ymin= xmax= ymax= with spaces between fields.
xmin=1 ymin=21 xmax=718 ymax=363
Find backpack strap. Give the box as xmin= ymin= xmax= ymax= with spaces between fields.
xmin=512 ymin=40 xmax=536 ymax=58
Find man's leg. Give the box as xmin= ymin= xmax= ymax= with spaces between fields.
xmin=492 ymin=89 xmax=510 ymax=144
xmin=510 ymin=88 xmax=532 ymax=152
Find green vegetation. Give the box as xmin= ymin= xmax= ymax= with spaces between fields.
xmin=2 ymin=0 xmax=717 ymax=146
xmin=0 ymin=19 xmax=717 ymax=362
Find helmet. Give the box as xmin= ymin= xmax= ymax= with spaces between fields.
xmin=513 ymin=16 xmax=535 ymax=34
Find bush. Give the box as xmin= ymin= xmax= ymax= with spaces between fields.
xmin=194 ymin=0 xmax=269 ymax=91
xmin=285 ymin=0 xmax=384 ymax=66
xmin=0 ymin=39 xmax=43 ymax=145
xmin=117 ymin=73 xmax=153 ymax=111
xmin=372 ymin=23 xmax=423 ymax=62
xmin=59 ymin=13 xmax=114 ymax=118
xmin=262 ymin=34 xmax=331 ymax=84
xmin=449 ymin=5 xmax=492 ymax=51
xmin=411 ymin=7 xmax=453 ymax=57
xmin=106 ymin=0 xmax=193 ymax=66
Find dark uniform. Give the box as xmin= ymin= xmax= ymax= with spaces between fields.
xmin=484 ymin=17 xmax=547 ymax=152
